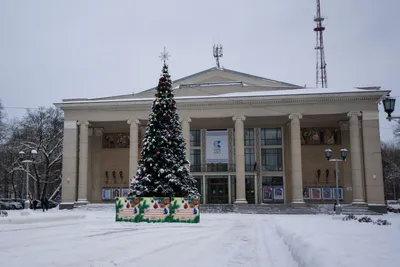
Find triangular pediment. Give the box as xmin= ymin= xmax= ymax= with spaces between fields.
xmin=134 ymin=67 xmax=302 ymax=98
xmin=86 ymin=67 xmax=303 ymax=100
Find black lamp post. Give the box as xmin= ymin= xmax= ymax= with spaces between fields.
xmin=324 ymin=148 xmax=347 ymax=215
xmin=19 ymin=149 xmax=38 ymax=209
xmin=383 ymin=95 xmax=399 ymax=121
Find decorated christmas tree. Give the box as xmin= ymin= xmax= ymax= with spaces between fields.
xmin=131 ymin=49 xmax=200 ymax=198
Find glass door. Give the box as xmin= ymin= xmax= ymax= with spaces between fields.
xmin=207 ymin=177 xmax=229 ymax=204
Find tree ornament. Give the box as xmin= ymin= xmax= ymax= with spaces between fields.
xmin=156 ymin=151 xmax=160 ymax=155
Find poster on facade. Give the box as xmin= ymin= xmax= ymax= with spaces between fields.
xmin=115 ymin=197 xmax=141 ymax=222
xmin=206 ymin=131 xmax=229 ymax=164
xmin=121 ymin=188 xmax=131 ymax=197
xmin=332 ymin=188 xmax=343 ymax=200
xmin=102 ymin=188 xmax=112 ymax=200
xmin=322 ymin=187 xmax=332 ymax=200
xmin=170 ymin=197 xmax=200 ymax=223
xmin=310 ymin=188 xmax=321 ymax=200
xmin=263 ymin=186 xmax=273 ymax=201
xmin=273 ymin=187 xmax=284 ymax=200
xmin=112 ymin=188 xmax=121 ymax=199
xmin=141 ymin=197 xmax=170 ymax=222
xmin=303 ymin=187 xmax=310 ymax=199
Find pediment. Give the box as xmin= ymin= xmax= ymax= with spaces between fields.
xmin=134 ymin=67 xmax=302 ymax=98
xmin=85 ymin=67 xmax=303 ymax=100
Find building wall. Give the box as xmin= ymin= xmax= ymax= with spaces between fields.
xmin=84 ymin=120 xmax=356 ymax=205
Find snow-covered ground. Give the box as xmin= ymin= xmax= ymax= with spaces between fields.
xmin=0 ymin=207 xmax=399 ymax=267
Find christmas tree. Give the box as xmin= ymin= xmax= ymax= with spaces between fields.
xmin=131 ymin=50 xmax=200 ymax=198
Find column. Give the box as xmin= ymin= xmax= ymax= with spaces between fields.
xmin=233 ymin=116 xmax=247 ymax=204
xmin=127 ymin=119 xmax=140 ymax=180
xmin=289 ymin=113 xmax=305 ymax=206
xmin=228 ymin=175 xmax=232 ymax=204
xmin=361 ymin=110 xmax=385 ymax=210
xmin=60 ymin=120 xmax=78 ymax=209
xmin=347 ymin=112 xmax=365 ymax=204
xmin=77 ymin=120 xmax=89 ymax=204
xmin=92 ymin=128 xmax=103 ymax=202
xmin=181 ymin=117 xmax=191 ymax=163
xmin=338 ymin=121 xmax=353 ymax=204
xmin=202 ymin=175 xmax=206 ymax=204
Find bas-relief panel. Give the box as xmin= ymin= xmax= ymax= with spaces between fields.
xmin=103 ymin=133 xmax=130 ymax=148
xmin=300 ymin=127 xmax=341 ymax=145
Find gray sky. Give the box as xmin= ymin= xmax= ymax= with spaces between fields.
xmin=0 ymin=0 xmax=399 ymax=141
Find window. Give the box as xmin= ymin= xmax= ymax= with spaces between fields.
xmin=190 ymin=130 xmax=201 ymax=147
xmin=261 ymin=148 xmax=283 ymax=171
xmin=233 ymin=128 xmax=256 ymax=172
xmin=261 ymin=128 xmax=282 ymax=145
xmin=190 ymin=149 xmax=201 ymax=172
xmin=244 ymin=128 xmax=255 ymax=146
xmin=245 ymin=148 xmax=256 ymax=171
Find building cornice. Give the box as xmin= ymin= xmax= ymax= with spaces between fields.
xmin=54 ymin=91 xmax=388 ymax=111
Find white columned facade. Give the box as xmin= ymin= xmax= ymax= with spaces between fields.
xmin=60 ymin=120 xmax=78 ymax=208
xmin=127 ymin=119 xmax=140 ymax=180
xmin=347 ymin=111 xmax=365 ymax=204
xmin=233 ymin=116 xmax=247 ymax=204
xmin=362 ymin=110 xmax=385 ymax=207
xmin=289 ymin=113 xmax=305 ymax=206
xmin=181 ymin=117 xmax=191 ymax=163
xmin=77 ymin=120 xmax=89 ymax=204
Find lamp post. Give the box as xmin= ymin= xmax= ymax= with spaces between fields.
xmin=324 ymin=148 xmax=348 ymax=215
xmin=383 ymin=95 xmax=400 ymax=121
xmin=19 ymin=149 xmax=37 ymax=209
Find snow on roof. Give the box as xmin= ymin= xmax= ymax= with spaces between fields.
xmin=219 ymin=87 xmax=383 ymax=97
xmin=56 ymin=87 xmax=388 ymax=105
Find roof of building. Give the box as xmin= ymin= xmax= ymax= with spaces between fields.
xmin=139 ymin=66 xmax=303 ymax=93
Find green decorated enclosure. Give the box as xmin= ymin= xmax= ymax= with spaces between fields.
xmin=115 ymin=197 xmax=200 ymax=223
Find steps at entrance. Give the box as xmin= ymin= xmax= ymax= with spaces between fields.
xmin=200 ymin=204 xmax=383 ymax=215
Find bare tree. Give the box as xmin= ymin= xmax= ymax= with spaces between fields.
xmin=394 ymin=121 xmax=400 ymax=140
xmin=381 ymin=141 xmax=400 ymax=200
xmin=0 ymin=105 xmax=64 ymax=201
xmin=0 ymin=99 xmax=6 ymax=143
xmin=17 ymin=107 xmax=64 ymax=200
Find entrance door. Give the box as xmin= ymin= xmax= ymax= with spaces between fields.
xmin=208 ymin=183 xmax=228 ymax=204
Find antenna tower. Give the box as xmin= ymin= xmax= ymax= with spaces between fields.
xmin=314 ymin=0 xmax=328 ymax=88
xmin=213 ymin=44 xmax=223 ymax=69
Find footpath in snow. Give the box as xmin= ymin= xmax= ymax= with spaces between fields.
xmin=0 ymin=207 xmax=399 ymax=267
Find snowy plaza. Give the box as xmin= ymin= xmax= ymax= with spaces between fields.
xmin=1 ymin=206 xmax=399 ymax=267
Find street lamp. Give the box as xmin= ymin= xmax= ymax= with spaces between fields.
xmin=19 ymin=149 xmax=37 ymax=209
xmin=324 ymin=148 xmax=347 ymax=215
xmin=383 ymin=95 xmax=400 ymax=121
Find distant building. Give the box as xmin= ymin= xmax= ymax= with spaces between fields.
xmin=55 ymin=67 xmax=388 ymax=213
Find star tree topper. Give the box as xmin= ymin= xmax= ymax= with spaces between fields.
xmin=159 ymin=47 xmax=170 ymax=64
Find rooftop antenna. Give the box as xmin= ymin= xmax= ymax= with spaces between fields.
xmin=213 ymin=44 xmax=223 ymax=69
xmin=314 ymin=0 xmax=328 ymax=88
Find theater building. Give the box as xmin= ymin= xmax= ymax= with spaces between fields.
xmin=55 ymin=67 xmax=388 ymax=212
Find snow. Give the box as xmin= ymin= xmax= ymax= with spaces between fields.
xmin=56 ymin=87 xmax=388 ymax=105
xmin=1 ymin=207 xmax=399 ymax=267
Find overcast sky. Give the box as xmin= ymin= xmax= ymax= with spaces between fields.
xmin=0 ymin=0 xmax=399 ymax=141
